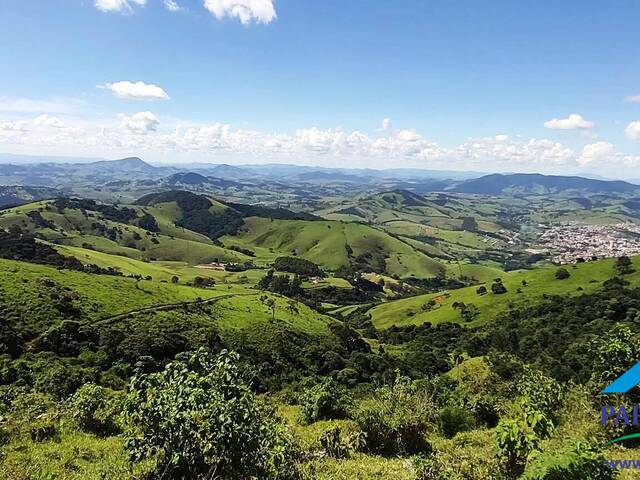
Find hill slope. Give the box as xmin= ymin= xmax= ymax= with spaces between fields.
xmin=452 ymin=173 xmax=640 ymax=196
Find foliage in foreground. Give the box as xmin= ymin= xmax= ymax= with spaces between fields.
xmin=122 ymin=348 xmax=301 ymax=480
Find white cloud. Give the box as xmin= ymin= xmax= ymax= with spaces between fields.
xmin=102 ymin=81 xmax=170 ymax=101
xmin=544 ymin=113 xmax=594 ymax=130
xmin=0 ymin=120 xmax=29 ymax=132
xmin=456 ymin=135 xmax=576 ymax=166
xmin=578 ymin=142 xmax=615 ymax=166
xmin=203 ymin=0 xmax=276 ymax=24
xmin=164 ymin=0 xmax=182 ymax=12
xmin=382 ymin=118 xmax=391 ymax=131
xmin=119 ymin=112 xmax=160 ymax=134
xmin=0 ymin=97 xmax=79 ymax=114
xmin=4 ymin=113 xmax=640 ymax=174
xmin=34 ymin=114 xmax=65 ymax=129
xmin=625 ymin=121 xmax=640 ymax=142
xmin=625 ymin=94 xmax=640 ymax=103
xmin=95 ymin=0 xmax=146 ymax=13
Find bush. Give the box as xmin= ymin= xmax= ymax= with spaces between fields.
xmin=68 ymin=383 xmax=121 ymax=436
xmin=437 ymin=406 xmax=476 ymax=438
xmin=315 ymin=426 xmax=365 ymax=459
xmin=522 ymin=442 xmax=614 ymax=480
xmin=354 ymin=375 xmax=434 ymax=456
xmin=299 ymin=379 xmax=351 ymax=424
xmin=554 ymin=268 xmax=570 ymax=280
xmin=122 ymin=349 xmax=301 ymax=480
xmin=491 ymin=281 xmax=508 ymax=295
xmin=411 ymin=430 xmax=504 ymax=480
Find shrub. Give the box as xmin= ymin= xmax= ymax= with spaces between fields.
xmin=496 ymin=403 xmax=554 ymax=479
xmin=316 ymin=426 xmax=365 ymax=459
xmin=122 ymin=349 xmax=301 ymax=480
xmin=522 ymin=442 xmax=614 ymax=480
xmin=491 ymin=281 xmax=508 ymax=295
xmin=411 ymin=430 xmax=504 ymax=480
xmin=438 ymin=406 xmax=477 ymax=438
xmin=299 ymin=379 xmax=351 ymax=424
xmin=68 ymin=383 xmax=121 ymax=436
xmin=354 ymin=375 xmax=435 ymax=456
xmin=554 ymin=268 xmax=570 ymax=280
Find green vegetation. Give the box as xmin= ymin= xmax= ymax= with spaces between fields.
xmin=3 ymin=187 xmax=640 ymax=479
xmin=368 ymin=256 xmax=640 ymax=328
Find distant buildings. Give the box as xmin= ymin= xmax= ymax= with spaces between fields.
xmin=538 ymin=222 xmax=640 ymax=264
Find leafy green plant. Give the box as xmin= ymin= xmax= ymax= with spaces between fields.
xmin=522 ymin=442 xmax=614 ymax=480
xmin=299 ymin=379 xmax=351 ymax=424
xmin=316 ymin=426 xmax=365 ymax=459
xmin=122 ymin=348 xmax=301 ymax=480
xmin=354 ymin=374 xmax=435 ymax=456
xmin=437 ymin=406 xmax=476 ymax=438
xmin=496 ymin=403 xmax=554 ymax=479
xmin=68 ymin=383 xmax=121 ymax=436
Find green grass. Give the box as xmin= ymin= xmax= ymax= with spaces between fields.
xmin=0 ymin=424 xmax=150 ymax=480
xmin=0 ymin=200 xmax=248 ymax=265
xmin=0 ymin=258 xmax=222 ymax=326
xmin=368 ymin=256 xmax=640 ymax=328
xmin=221 ymin=216 xmax=446 ymax=278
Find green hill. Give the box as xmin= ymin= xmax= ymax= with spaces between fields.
xmin=0 ymin=198 xmax=249 ymax=266
xmin=368 ymin=256 xmax=640 ymax=328
xmin=221 ymin=216 xmax=447 ymax=278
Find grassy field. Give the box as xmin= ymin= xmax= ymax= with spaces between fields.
xmin=221 ymin=216 xmax=446 ymax=278
xmin=0 ymin=258 xmax=231 ymax=327
xmin=368 ymin=256 xmax=640 ymax=328
xmin=0 ymin=200 xmax=248 ymax=265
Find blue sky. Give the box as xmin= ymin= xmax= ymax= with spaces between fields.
xmin=1 ymin=0 xmax=640 ymax=176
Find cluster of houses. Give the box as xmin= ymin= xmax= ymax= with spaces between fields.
xmin=538 ymin=222 xmax=640 ymax=264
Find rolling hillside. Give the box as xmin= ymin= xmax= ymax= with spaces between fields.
xmin=452 ymin=173 xmax=640 ymax=196
xmin=221 ymin=216 xmax=447 ymax=277
xmin=368 ymin=256 xmax=640 ymax=328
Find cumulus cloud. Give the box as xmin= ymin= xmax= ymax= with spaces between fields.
xmin=119 ymin=112 xmax=160 ymax=134
xmin=95 ymin=0 xmax=146 ymax=13
xmin=456 ymin=135 xmax=575 ymax=166
xmin=382 ymin=118 xmax=391 ymax=131
xmin=102 ymin=81 xmax=170 ymax=101
xmin=544 ymin=113 xmax=594 ymax=130
xmin=164 ymin=0 xmax=182 ymax=12
xmin=578 ymin=142 xmax=615 ymax=166
xmin=34 ymin=114 xmax=65 ymax=129
xmin=0 ymin=120 xmax=29 ymax=132
xmin=203 ymin=0 xmax=276 ymax=24
xmin=625 ymin=121 xmax=640 ymax=142
xmin=4 ymin=112 xmax=640 ymax=173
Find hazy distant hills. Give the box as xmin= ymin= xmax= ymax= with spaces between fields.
xmin=0 ymin=185 xmax=63 ymax=207
xmin=451 ymin=173 xmax=640 ymax=196
xmin=2 ymin=156 xmax=640 ymax=204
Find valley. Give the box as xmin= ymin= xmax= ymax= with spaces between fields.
xmin=2 ymin=158 xmax=640 ymax=479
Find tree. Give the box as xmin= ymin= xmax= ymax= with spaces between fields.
xmin=555 ymin=267 xmax=571 ymax=280
xmin=171 ymin=275 xmax=179 ymax=284
xmin=492 ymin=280 xmax=508 ymax=295
xmin=122 ymin=349 xmax=301 ymax=480
xmin=616 ymin=255 xmax=635 ymax=275
xmin=476 ymin=285 xmax=487 ymax=296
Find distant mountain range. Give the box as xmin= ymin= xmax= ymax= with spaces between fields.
xmin=2 ymin=156 xmax=640 ymax=203
xmin=451 ymin=173 xmax=640 ymax=195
